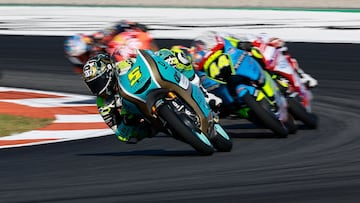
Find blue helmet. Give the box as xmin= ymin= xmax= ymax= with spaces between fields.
xmin=64 ymin=35 xmax=90 ymax=57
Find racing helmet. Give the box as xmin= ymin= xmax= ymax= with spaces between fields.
xmin=82 ymin=54 xmax=116 ymax=96
xmin=170 ymin=45 xmax=193 ymax=70
xmin=64 ymin=34 xmax=90 ymax=57
xmin=156 ymin=49 xmax=178 ymax=68
xmin=106 ymin=33 xmax=143 ymax=62
xmin=191 ymin=31 xmax=224 ymax=70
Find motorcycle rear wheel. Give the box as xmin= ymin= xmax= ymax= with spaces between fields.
xmin=157 ymin=104 xmax=215 ymax=155
xmin=287 ymin=97 xmax=318 ymax=129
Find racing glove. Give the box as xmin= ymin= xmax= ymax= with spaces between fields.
xmin=298 ymin=70 xmax=318 ymax=88
xmin=292 ymin=59 xmax=318 ymax=88
xmin=199 ymin=84 xmax=223 ymax=112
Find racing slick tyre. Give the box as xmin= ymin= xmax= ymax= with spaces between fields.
xmin=157 ymin=104 xmax=215 ymax=155
xmin=210 ymin=124 xmax=233 ymax=152
xmin=283 ymin=114 xmax=298 ymax=134
xmin=287 ymin=97 xmax=318 ymax=129
xmin=243 ymin=92 xmax=288 ymax=138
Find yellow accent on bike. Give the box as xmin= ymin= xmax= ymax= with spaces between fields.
xmin=117 ymin=136 xmax=129 ymax=142
xmin=262 ymin=72 xmax=276 ymax=97
xmin=204 ymin=50 xmax=222 ymax=71
xmin=256 ymin=90 xmax=266 ymax=102
xmin=277 ymin=79 xmax=289 ymax=88
xmin=224 ymin=36 xmax=241 ymax=47
xmin=203 ymin=50 xmax=234 ymax=84
xmin=251 ymin=48 xmax=263 ymax=59
xmin=116 ymin=59 xmax=133 ymax=73
xmin=128 ymin=66 xmax=142 ymax=86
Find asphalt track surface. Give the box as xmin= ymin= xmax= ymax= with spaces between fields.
xmin=0 ymin=35 xmax=360 ymax=203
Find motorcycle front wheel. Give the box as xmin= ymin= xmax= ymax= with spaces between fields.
xmin=157 ymin=104 xmax=215 ymax=155
xmin=243 ymin=93 xmax=288 ymax=138
xmin=283 ymin=113 xmax=298 ymax=134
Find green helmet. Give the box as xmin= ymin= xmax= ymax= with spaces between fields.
xmin=156 ymin=48 xmax=195 ymax=79
xmin=170 ymin=46 xmax=193 ymax=71
xmin=156 ymin=49 xmax=178 ymax=67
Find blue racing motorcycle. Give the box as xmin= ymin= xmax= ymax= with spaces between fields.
xmin=116 ymin=49 xmax=232 ymax=155
xmin=198 ymin=38 xmax=296 ymax=137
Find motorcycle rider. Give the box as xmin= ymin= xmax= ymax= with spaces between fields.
xmin=64 ymin=20 xmax=158 ymax=73
xmin=82 ymin=47 xmax=221 ymax=144
xmin=64 ymin=34 xmax=96 ymax=73
xmin=83 ymin=53 xmax=153 ymax=143
xmin=210 ymin=31 xmax=318 ymax=88
xmin=246 ymin=32 xmax=318 ymax=88
xmin=155 ymin=46 xmax=222 ymax=110
xmin=189 ymin=31 xmax=290 ymax=120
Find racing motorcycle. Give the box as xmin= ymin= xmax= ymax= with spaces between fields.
xmin=198 ymin=38 xmax=296 ymax=138
xmin=268 ymin=53 xmax=318 ymax=129
xmin=226 ymin=35 xmax=318 ymax=129
xmin=116 ymin=49 xmax=232 ymax=155
xmin=242 ymin=36 xmax=318 ymax=129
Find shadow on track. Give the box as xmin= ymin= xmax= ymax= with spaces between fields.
xmin=78 ymin=149 xmax=199 ymax=157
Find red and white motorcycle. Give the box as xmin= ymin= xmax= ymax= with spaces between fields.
xmin=250 ymin=35 xmax=318 ymax=129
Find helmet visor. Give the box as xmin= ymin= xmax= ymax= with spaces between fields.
xmin=85 ymin=71 xmax=113 ymax=96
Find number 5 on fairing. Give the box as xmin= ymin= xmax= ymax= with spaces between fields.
xmin=128 ymin=66 xmax=142 ymax=86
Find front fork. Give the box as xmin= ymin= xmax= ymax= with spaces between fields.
xmin=162 ymin=92 xmax=219 ymax=140
xmin=152 ymin=92 xmax=204 ymax=131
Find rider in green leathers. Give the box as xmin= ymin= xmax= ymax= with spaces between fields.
xmin=82 ymin=47 xmax=222 ymax=144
